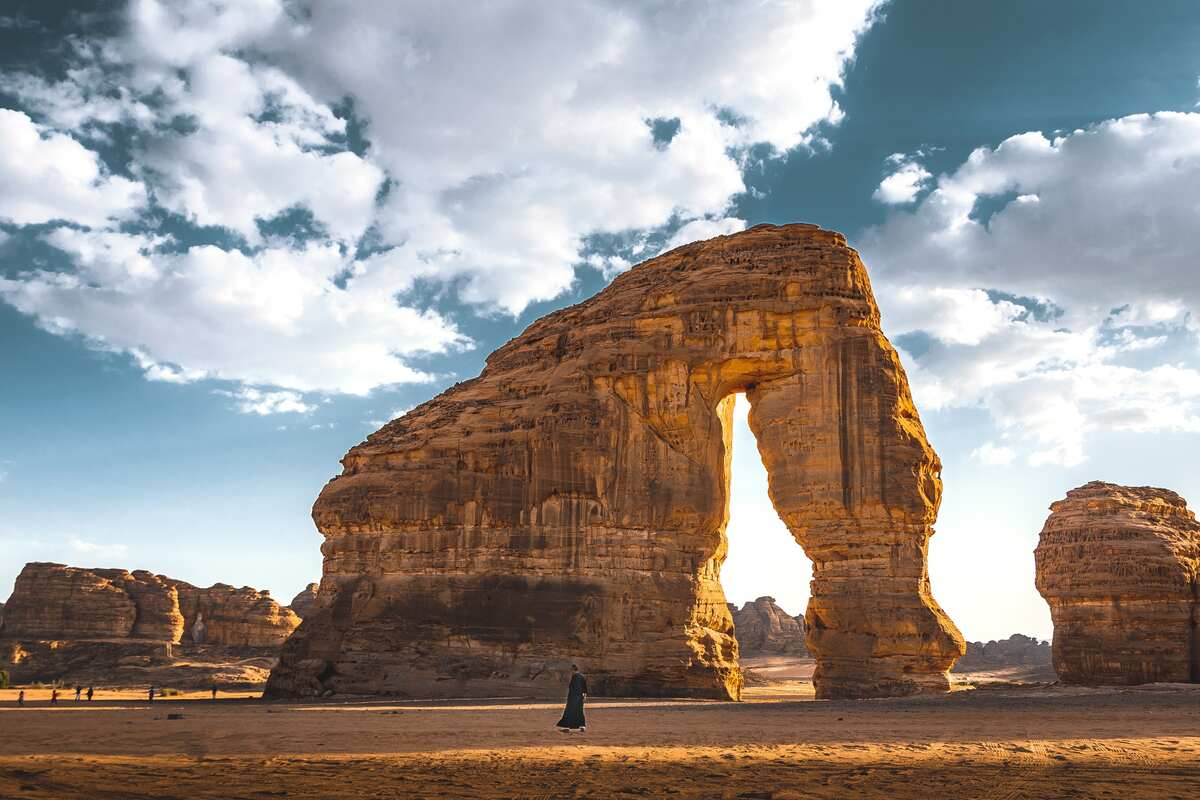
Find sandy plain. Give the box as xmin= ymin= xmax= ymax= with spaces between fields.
xmin=1 ymin=657 xmax=1198 ymax=799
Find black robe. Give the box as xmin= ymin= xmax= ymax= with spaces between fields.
xmin=556 ymin=673 xmax=588 ymax=729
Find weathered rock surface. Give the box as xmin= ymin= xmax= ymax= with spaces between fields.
xmin=729 ymin=597 xmax=807 ymax=656
xmin=0 ymin=562 xmax=299 ymax=648
xmin=268 ymin=223 xmax=964 ymax=701
xmin=288 ymin=583 xmax=320 ymax=620
xmin=1035 ymin=481 xmax=1200 ymax=685
xmin=951 ymin=634 xmax=1051 ymax=672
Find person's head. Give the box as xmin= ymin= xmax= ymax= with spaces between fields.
xmin=571 ymin=664 xmax=578 ymax=673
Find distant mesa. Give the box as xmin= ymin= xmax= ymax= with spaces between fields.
xmin=1036 ymin=481 xmax=1200 ymax=685
xmin=268 ymin=223 xmax=964 ymax=702
xmin=288 ymin=583 xmax=320 ymax=620
xmin=0 ymin=562 xmax=299 ymax=647
xmin=951 ymin=634 xmax=1050 ymax=673
xmin=0 ymin=561 xmax=300 ymax=687
xmin=729 ymin=597 xmax=807 ymax=657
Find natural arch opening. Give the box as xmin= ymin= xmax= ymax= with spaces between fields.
xmin=719 ymin=393 xmax=814 ymax=677
xmin=269 ymin=223 xmax=967 ymax=702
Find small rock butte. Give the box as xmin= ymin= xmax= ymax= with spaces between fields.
xmin=268 ymin=223 xmax=964 ymax=700
xmin=729 ymin=596 xmax=807 ymax=656
xmin=1035 ymin=481 xmax=1200 ymax=684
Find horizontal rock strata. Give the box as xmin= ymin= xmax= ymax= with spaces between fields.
xmin=0 ymin=562 xmax=299 ymax=648
xmin=1035 ymin=482 xmax=1200 ymax=684
xmin=268 ymin=223 xmax=964 ymax=701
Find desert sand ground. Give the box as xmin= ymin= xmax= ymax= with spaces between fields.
xmin=2 ymin=658 xmax=1198 ymax=799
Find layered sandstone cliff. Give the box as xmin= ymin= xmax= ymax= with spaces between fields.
xmin=0 ymin=562 xmax=299 ymax=648
xmin=268 ymin=223 xmax=963 ymax=701
xmin=288 ymin=583 xmax=320 ymax=620
xmin=1035 ymin=482 xmax=1200 ymax=684
xmin=729 ymin=597 xmax=807 ymax=656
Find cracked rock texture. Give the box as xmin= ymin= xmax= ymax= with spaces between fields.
xmin=268 ymin=223 xmax=963 ymax=701
xmin=729 ymin=597 xmax=807 ymax=656
xmin=0 ymin=562 xmax=299 ymax=648
xmin=1035 ymin=481 xmax=1200 ymax=684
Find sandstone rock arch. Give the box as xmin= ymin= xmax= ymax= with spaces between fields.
xmin=267 ymin=223 xmax=964 ymax=700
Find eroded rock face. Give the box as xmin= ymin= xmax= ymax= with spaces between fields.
xmin=0 ymin=562 xmax=299 ymax=648
xmin=289 ymin=583 xmax=320 ymax=619
xmin=1035 ymin=481 xmax=1200 ymax=684
xmin=730 ymin=597 xmax=807 ymax=656
xmin=268 ymin=223 xmax=963 ymax=701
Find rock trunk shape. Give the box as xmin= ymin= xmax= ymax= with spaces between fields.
xmin=268 ymin=223 xmax=963 ymax=701
xmin=1035 ymin=481 xmax=1200 ymax=685
xmin=730 ymin=597 xmax=807 ymax=656
xmin=0 ymin=562 xmax=299 ymax=648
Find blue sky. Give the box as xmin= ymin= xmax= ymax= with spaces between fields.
xmin=2 ymin=1 xmax=1199 ymax=641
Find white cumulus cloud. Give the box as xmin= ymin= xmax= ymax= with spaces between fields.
xmin=0 ymin=0 xmax=882 ymax=400
xmin=0 ymin=109 xmax=145 ymax=226
xmin=873 ymin=153 xmax=932 ymax=204
xmin=865 ymin=112 xmax=1200 ymax=466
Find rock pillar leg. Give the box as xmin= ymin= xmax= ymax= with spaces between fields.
xmin=745 ymin=333 xmax=963 ymax=699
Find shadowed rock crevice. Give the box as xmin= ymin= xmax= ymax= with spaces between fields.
xmin=267 ymin=223 xmax=964 ymax=701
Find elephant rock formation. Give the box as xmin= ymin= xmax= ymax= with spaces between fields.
xmin=268 ymin=223 xmax=963 ymax=700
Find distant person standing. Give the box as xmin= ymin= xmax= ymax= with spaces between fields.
xmin=50 ymin=688 xmax=58 ymax=705
xmin=17 ymin=690 xmax=24 ymax=706
xmin=148 ymin=686 xmax=155 ymax=703
xmin=74 ymin=685 xmax=82 ymax=702
xmin=211 ymin=684 xmax=217 ymax=700
xmin=86 ymin=686 xmax=94 ymax=702
xmin=555 ymin=665 xmax=588 ymax=734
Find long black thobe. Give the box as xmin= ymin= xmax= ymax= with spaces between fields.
xmin=556 ymin=673 xmax=588 ymax=729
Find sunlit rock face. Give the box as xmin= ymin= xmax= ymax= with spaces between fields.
xmin=1036 ymin=481 xmax=1200 ymax=685
xmin=0 ymin=562 xmax=299 ymax=648
xmin=268 ymin=223 xmax=964 ymax=701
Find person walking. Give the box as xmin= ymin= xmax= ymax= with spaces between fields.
xmin=17 ymin=690 xmax=24 ymax=707
xmin=86 ymin=686 xmax=94 ymax=702
xmin=74 ymin=685 xmax=82 ymax=702
xmin=555 ymin=665 xmax=588 ymax=734
xmin=148 ymin=685 xmax=155 ymax=703
xmin=211 ymin=684 xmax=217 ymax=700
xmin=50 ymin=688 xmax=58 ymax=705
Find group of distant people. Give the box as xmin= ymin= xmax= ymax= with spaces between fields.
xmin=20 ymin=685 xmax=96 ymax=705
xmin=15 ymin=683 xmax=222 ymax=705
xmin=17 ymin=668 xmax=590 ymax=732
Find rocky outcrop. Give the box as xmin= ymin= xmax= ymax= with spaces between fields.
xmin=1035 ymin=482 xmax=1200 ymax=685
xmin=951 ymin=634 xmax=1051 ymax=672
xmin=268 ymin=223 xmax=963 ymax=701
xmin=730 ymin=597 xmax=807 ymax=656
xmin=288 ymin=583 xmax=320 ymax=619
xmin=0 ymin=562 xmax=299 ymax=648
xmin=0 ymin=639 xmax=276 ymax=689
